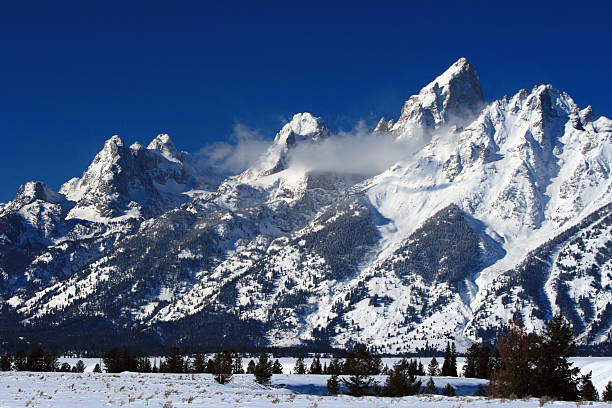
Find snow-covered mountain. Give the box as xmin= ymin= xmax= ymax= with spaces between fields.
xmin=1 ymin=58 xmax=611 ymax=353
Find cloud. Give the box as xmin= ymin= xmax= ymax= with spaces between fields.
xmin=197 ymin=124 xmax=271 ymax=174
xmin=286 ymin=120 xmax=426 ymax=176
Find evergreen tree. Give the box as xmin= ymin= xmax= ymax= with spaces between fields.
xmin=93 ymin=363 xmax=102 ymax=373
xmin=253 ymin=353 xmax=273 ymax=385
xmin=343 ymin=344 xmax=382 ymax=375
xmin=530 ymin=313 xmax=580 ymax=400
xmin=450 ymin=343 xmax=458 ymax=377
xmin=489 ymin=320 xmax=534 ymax=398
xmin=441 ymin=383 xmax=456 ymax=396
xmin=327 ymin=374 xmax=340 ymax=395
xmin=165 ymin=347 xmax=184 ymax=373
xmin=309 ymin=356 xmax=323 ymax=374
xmin=383 ymin=358 xmax=422 ymax=397
xmin=246 ymin=359 xmax=256 ymax=374
xmin=59 ymin=362 xmax=71 ymax=372
xmin=233 ymin=354 xmax=245 ymax=374
xmin=476 ymin=345 xmax=492 ymax=379
xmin=407 ymin=359 xmax=418 ymax=376
xmin=327 ymin=357 xmax=343 ymax=375
xmin=602 ymin=381 xmax=612 ymax=401
xmin=423 ymin=377 xmax=437 ymax=394
xmin=0 ymin=354 xmax=12 ymax=371
xmin=341 ymin=345 xmax=379 ymax=396
xmin=463 ymin=343 xmax=480 ymax=378
xmin=26 ymin=347 xmax=45 ymax=371
xmin=44 ymin=350 xmax=59 ymax=372
xmin=417 ymin=361 xmax=425 ymax=376
xmin=14 ymin=349 xmax=26 ymax=371
xmin=294 ymin=356 xmax=306 ymax=374
xmin=74 ymin=360 xmax=86 ymax=373
xmin=102 ymin=347 xmax=137 ymax=373
xmin=441 ymin=342 xmax=452 ymax=376
xmin=192 ymin=353 xmax=207 ymax=373
xmin=427 ymin=357 xmax=439 ymax=376
xmin=211 ymin=350 xmax=234 ymax=384
xmin=578 ymin=371 xmax=598 ymax=401
xmin=272 ymin=359 xmax=283 ymax=374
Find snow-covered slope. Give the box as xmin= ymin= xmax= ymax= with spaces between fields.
xmin=1 ymin=58 xmax=611 ymax=353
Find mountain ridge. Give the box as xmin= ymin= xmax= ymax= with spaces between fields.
xmin=1 ymin=57 xmax=611 ymax=353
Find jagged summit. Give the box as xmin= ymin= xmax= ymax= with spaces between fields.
xmin=249 ymin=112 xmax=330 ymax=175
xmin=147 ymin=134 xmax=182 ymax=163
xmin=10 ymin=181 xmax=64 ymax=209
xmin=274 ymin=112 xmax=330 ymax=147
xmin=390 ymin=57 xmax=485 ymax=137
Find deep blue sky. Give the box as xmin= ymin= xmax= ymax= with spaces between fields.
xmin=1 ymin=1 xmax=611 ymax=202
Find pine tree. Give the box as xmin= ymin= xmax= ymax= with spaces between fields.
xmin=211 ymin=350 xmax=234 ymax=384
xmin=192 ymin=353 xmax=207 ymax=373
xmin=427 ymin=357 xmax=439 ymax=376
xmin=0 ymin=354 xmax=12 ymax=371
xmin=423 ymin=377 xmax=437 ymax=394
xmin=441 ymin=383 xmax=456 ymax=396
xmin=340 ymin=345 xmax=379 ymax=396
xmin=309 ymin=356 xmax=323 ymax=374
xmin=530 ymin=313 xmax=580 ymax=400
xmin=327 ymin=357 xmax=343 ymax=375
xmin=383 ymin=358 xmax=422 ymax=397
xmin=137 ymin=357 xmax=152 ymax=373
xmin=272 ymin=359 xmax=283 ymax=374
xmin=602 ymin=381 xmax=612 ymax=401
xmin=93 ymin=363 xmax=102 ymax=373
xmin=417 ymin=361 xmax=425 ymax=376
xmin=327 ymin=374 xmax=340 ymax=395
xmin=476 ymin=345 xmax=491 ymax=379
xmin=60 ymin=362 xmax=71 ymax=372
xmin=14 ymin=349 xmax=26 ymax=371
xmin=489 ymin=320 xmax=534 ymax=398
xmin=103 ymin=347 xmax=137 ymax=373
xmin=463 ymin=343 xmax=480 ymax=378
xmin=165 ymin=347 xmax=184 ymax=373
xmin=74 ymin=360 xmax=86 ymax=373
xmin=233 ymin=354 xmax=244 ymax=374
xmin=253 ymin=353 xmax=273 ymax=385
xmin=578 ymin=371 xmax=599 ymax=401
xmin=26 ymin=347 xmax=45 ymax=371
xmin=450 ymin=343 xmax=458 ymax=377
xmin=294 ymin=356 xmax=306 ymax=374
xmin=441 ymin=342 xmax=452 ymax=376
xmin=246 ymin=359 xmax=256 ymax=374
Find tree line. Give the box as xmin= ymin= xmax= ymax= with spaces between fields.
xmin=0 ymin=347 xmax=88 ymax=373
xmin=2 ymin=313 xmax=611 ymax=401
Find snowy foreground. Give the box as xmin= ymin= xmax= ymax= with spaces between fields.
xmin=0 ymin=371 xmax=610 ymax=408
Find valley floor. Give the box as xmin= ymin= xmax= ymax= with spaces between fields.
xmin=0 ymin=371 xmax=609 ymax=408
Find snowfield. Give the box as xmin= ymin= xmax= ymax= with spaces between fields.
xmin=2 ymin=356 xmax=612 ymax=408
xmin=0 ymin=371 xmax=607 ymax=408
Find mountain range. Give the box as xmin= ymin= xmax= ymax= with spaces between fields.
xmin=1 ymin=58 xmax=611 ymax=354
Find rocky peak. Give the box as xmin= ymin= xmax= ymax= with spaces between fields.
xmin=273 ymin=112 xmax=330 ymax=148
xmin=373 ymin=117 xmax=395 ymax=133
xmin=393 ymin=57 xmax=485 ymax=135
xmin=147 ymin=134 xmax=182 ymax=163
xmin=11 ymin=181 xmax=64 ymax=209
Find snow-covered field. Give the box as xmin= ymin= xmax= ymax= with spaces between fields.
xmin=0 ymin=371 xmax=606 ymax=408
xmin=0 ymin=357 xmax=611 ymax=407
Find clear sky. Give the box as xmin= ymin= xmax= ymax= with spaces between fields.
xmin=1 ymin=1 xmax=611 ymax=202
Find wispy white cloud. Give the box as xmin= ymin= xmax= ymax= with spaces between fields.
xmin=197 ymin=124 xmax=271 ymax=174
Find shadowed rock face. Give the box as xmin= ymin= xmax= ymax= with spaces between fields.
xmin=393 ymin=57 xmax=485 ymax=134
